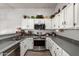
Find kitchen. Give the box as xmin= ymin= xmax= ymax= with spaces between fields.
xmin=0 ymin=3 xmax=79 ymax=56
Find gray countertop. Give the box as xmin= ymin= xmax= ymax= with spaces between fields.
xmin=0 ymin=36 xmax=34 ymax=54
xmin=50 ymin=36 xmax=79 ymax=56
xmin=0 ymin=34 xmax=16 ymax=40
xmin=0 ymin=40 xmax=21 ymax=53
xmin=0 ymin=33 xmax=79 ymax=56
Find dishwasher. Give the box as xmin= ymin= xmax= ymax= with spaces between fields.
xmin=3 ymin=43 xmax=20 ymax=56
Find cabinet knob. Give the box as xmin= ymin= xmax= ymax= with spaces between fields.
xmin=54 ymin=51 xmax=56 ymax=56
xmin=54 ymin=25 xmax=55 ymax=27
xmin=73 ymin=23 xmax=76 ymax=26
xmin=57 ymin=48 xmax=59 ymax=49
xmin=64 ymin=21 xmax=66 ymax=25
xmin=62 ymin=22 xmax=64 ymax=25
xmin=58 ymin=26 xmax=60 ymax=28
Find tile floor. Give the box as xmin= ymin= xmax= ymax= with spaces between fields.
xmin=25 ymin=50 xmax=51 ymax=56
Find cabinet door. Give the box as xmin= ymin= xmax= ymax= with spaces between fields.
xmin=39 ymin=19 xmax=45 ymax=24
xmin=45 ymin=19 xmax=52 ymax=29
xmin=51 ymin=18 xmax=54 ymax=29
xmin=20 ymin=41 xmax=26 ymax=56
xmin=28 ymin=38 xmax=33 ymax=49
xmin=46 ymin=38 xmax=49 ymax=49
xmin=34 ymin=19 xmax=45 ymax=24
xmin=46 ymin=37 xmax=55 ymax=56
xmin=21 ymin=19 xmax=34 ymax=29
xmin=46 ymin=37 xmax=51 ymax=49
xmin=75 ymin=3 xmax=79 ymax=29
xmin=59 ymin=10 xmax=65 ymax=29
xmin=55 ymin=14 xmax=59 ymax=29
xmin=21 ymin=19 xmax=28 ymax=29
xmin=27 ymin=19 xmax=34 ymax=29
xmin=64 ymin=4 xmax=74 ymax=29
xmin=25 ymin=38 xmax=33 ymax=49
xmin=52 ymin=18 xmax=55 ymax=29
xmin=55 ymin=44 xmax=63 ymax=56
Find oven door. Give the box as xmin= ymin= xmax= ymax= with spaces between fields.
xmin=33 ymin=40 xmax=46 ymax=50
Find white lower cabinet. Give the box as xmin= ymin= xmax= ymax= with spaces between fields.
xmin=20 ymin=39 xmax=27 ymax=56
xmin=46 ymin=37 xmax=69 ymax=56
xmin=46 ymin=38 xmax=49 ymax=49
xmin=20 ymin=38 xmax=33 ymax=56
xmin=20 ymin=41 xmax=26 ymax=56
xmin=54 ymin=44 xmax=62 ymax=56
xmin=46 ymin=37 xmax=53 ymax=50
xmin=26 ymin=38 xmax=33 ymax=49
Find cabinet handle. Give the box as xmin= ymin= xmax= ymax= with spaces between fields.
xmin=62 ymin=22 xmax=64 ymax=25
xmin=73 ymin=23 xmax=76 ymax=26
xmin=54 ymin=25 xmax=55 ymax=27
xmin=54 ymin=51 xmax=56 ymax=56
xmin=58 ymin=26 xmax=60 ymax=28
xmin=24 ymin=45 xmax=26 ymax=48
xmin=57 ymin=48 xmax=59 ymax=49
xmin=64 ymin=21 xmax=66 ymax=25
xmin=22 ymin=42 xmax=24 ymax=43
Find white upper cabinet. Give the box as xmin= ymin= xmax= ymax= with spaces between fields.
xmin=53 ymin=15 xmax=58 ymax=29
xmin=21 ymin=19 xmax=34 ymax=29
xmin=64 ymin=4 xmax=74 ymax=29
xmin=75 ymin=3 xmax=79 ymax=29
xmin=52 ymin=4 xmax=75 ymax=29
xmin=45 ymin=19 xmax=52 ymax=29
xmin=34 ymin=19 xmax=45 ymax=24
xmin=28 ymin=19 xmax=34 ymax=29
xmin=59 ymin=9 xmax=65 ymax=29
xmin=55 ymin=14 xmax=60 ymax=29
xmin=52 ymin=16 xmax=58 ymax=29
xmin=52 ymin=17 xmax=55 ymax=29
xmin=21 ymin=19 xmax=27 ymax=29
xmin=52 ymin=14 xmax=60 ymax=29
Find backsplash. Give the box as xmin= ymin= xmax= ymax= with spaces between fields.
xmin=56 ymin=30 xmax=79 ymax=41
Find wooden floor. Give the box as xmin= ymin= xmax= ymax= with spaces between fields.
xmin=25 ymin=50 xmax=51 ymax=56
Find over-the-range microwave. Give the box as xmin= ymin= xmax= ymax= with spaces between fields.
xmin=34 ymin=24 xmax=45 ymax=30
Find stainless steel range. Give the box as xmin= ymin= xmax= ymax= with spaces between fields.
xmin=33 ymin=37 xmax=46 ymax=51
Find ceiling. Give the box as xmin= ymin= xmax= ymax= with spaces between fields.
xmin=0 ymin=3 xmax=57 ymax=9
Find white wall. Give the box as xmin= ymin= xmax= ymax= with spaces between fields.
xmin=54 ymin=3 xmax=68 ymax=12
xmin=0 ymin=8 xmax=54 ymax=35
xmin=18 ymin=8 xmax=54 ymax=16
xmin=55 ymin=3 xmax=79 ymax=41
